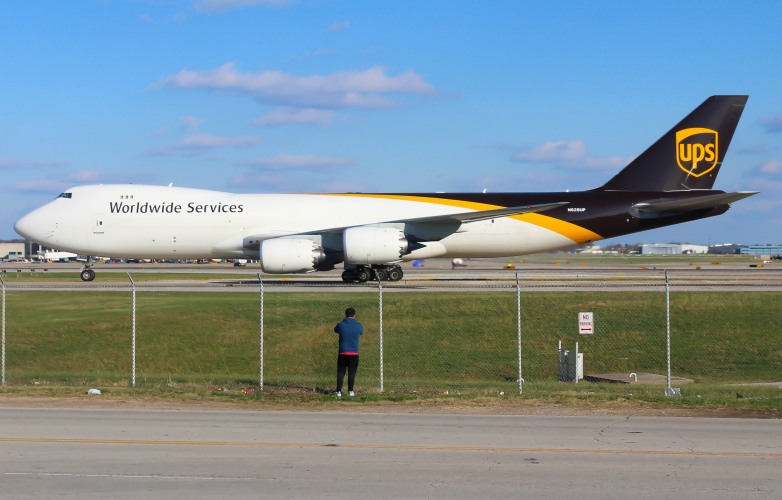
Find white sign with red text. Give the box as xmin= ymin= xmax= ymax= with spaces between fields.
xmin=579 ymin=312 xmax=594 ymax=334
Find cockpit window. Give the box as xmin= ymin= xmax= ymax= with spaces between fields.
xmin=57 ymin=192 xmax=72 ymax=199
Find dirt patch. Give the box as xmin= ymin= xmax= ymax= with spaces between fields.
xmin=0 ymin=394 xmax=777 ymax=419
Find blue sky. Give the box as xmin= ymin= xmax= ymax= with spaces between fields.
xmin=2 ymin=0 xmax=782 ymax=246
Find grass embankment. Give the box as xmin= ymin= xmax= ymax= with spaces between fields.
xmin=7 ymin=291 xmax=782 ymax=386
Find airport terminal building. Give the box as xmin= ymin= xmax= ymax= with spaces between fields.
xmin=740 ymin=245 xmax=782 ymax=258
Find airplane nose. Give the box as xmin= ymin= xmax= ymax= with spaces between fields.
xmin=14 ymin=208 xmax=51 ymax=243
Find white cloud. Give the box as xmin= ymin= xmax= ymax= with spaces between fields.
xmin=15 ymin=178 xmax=71 ymax=193
xmin=738 ymin=144 xmax=766 ymax=154
xmin=759 ymin=158 xmax=782 ymax=174
xmin=146 ymin=133 xmax=261 ymax=156
xmin=15 ymin=171 xmax=156 ymax=194
xmin=759 ymin=113 xmax=782 ymax=133
xmin=0 ymin=158 xmax=68 ymax=169
xmin=511 ymin=140 xmax=633 ymax=170
xmin=327 ymin=20 xmax=350 ymax=32
xmin=178 ymin=116 xmax=201 ymax=131
xmin=512 ymin=140 xmax=587 ymax=162
xmin=193 ymin=0 xmax=294 ymax=13
xmin=229 ymin=173 xmax=367 ymax=193
xmin=237 ymin=153 xmax=357 ymax=171
xmin=154 ymin=63 xmax=437 ymax=108
xmin=253 ymin=108 xmax=336 ymax=127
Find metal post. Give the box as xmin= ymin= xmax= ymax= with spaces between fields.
xmin=377 ymin=275 xmax=384 ymax=393
xmin=1 ymin=275 xmax=5 ymax=386
xmin=258 ymin=273 xmax=264 ymax=390
xmin=127 ymin=273 xmax=136 ymax=387
xmin=516 ymin=273 xmax=522 ymax=394
xmin=666 ymin=270 xmax=671 ymax=393
xmin=574 ymin=341 xmax=579 ymax=384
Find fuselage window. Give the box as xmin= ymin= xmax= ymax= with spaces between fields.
xmin=57 ymin=193 xmax=72 ymax=199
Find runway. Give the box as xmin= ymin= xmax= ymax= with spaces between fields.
xmin=1 ymin=407 xmax=779 ymax=498
xmin=4 ymin=260 xmax=782 ymax=292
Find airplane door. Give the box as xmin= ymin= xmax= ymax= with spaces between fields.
xmin=94 ymin=214 xmax=105 ymax=234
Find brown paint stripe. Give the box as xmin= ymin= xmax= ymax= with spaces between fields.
xmin=313 ymin=193 xmax=603 ymax=244
xmin=1 ymin=438 xmax=779 ymax=458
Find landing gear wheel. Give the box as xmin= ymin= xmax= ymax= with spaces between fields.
xmin=341 ymin=270 xmax=353 ymax=282
xmin=387 ymin=267 xmax=403 ymax=281
xmin=356 ymin=269 xmax=370 ymax=282
xmin=375 ymin=269 xmax=388 ymax=281
xmin=80 ymin=269 xmax=96 ymax=282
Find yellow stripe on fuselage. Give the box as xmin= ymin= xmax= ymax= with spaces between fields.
xmin=313 ymin=193 xmax=603 ymax=244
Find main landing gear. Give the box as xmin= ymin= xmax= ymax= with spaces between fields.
xmin=342 ymin=265 xmax=403 ymax=283
xmin=79 ymin=257 xmax=96 ymax=282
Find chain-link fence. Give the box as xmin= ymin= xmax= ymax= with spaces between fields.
xmin=1 ymin=272 xmax=780 ymax=393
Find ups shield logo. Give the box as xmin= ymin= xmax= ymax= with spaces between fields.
xmin=676 ymin=128 xmax=718 ymax=177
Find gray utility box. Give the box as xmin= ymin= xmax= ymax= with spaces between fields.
xmin=558 ymin=348 xmax=584 ymax=382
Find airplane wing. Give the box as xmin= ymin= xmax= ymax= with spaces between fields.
xmin=314 ymin=201 xmax=569 ymax=233
xmin=632 ymin=191 xmax=758 ymax=216
xmin=243 ymin=202 xmax=569 ymax=249
xmin=389 ymin=202 xmax=569 ymax=224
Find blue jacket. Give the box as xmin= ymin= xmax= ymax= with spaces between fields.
xmin=334 ymin=317 xmax=364 ymax=354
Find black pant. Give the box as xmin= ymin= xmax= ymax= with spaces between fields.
xmin=336 ymin=354 xmax=359 ymax=392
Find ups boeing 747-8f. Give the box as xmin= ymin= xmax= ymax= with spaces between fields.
xmin=14 ymin=96 xmax=756 ymax=282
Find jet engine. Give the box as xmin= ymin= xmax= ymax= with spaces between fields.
xmin=343 ymin=227 xmax=409 ymax=265
xmin=260 ymin=238 xmax=326 ymax=273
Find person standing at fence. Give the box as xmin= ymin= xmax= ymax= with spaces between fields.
xmin=333 ymin=307 xmax=363 ymax=397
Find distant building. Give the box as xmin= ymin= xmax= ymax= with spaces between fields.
xmin=0 ymin=242 xmax=26 ymax=261
xmin=740 ymin=245 xmax=782 ymax=258
xmin=640 ymin=244 xmax=708 ymax=255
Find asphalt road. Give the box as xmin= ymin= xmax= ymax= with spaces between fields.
xmin=1 ymin=408 xmax=780 ymax=498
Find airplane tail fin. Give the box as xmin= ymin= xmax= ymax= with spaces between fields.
xmin=598 ymin=95 xmax=748 ymax=192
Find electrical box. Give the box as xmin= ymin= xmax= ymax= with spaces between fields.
xmin=558 ymin=348 xmax=583 ymax=382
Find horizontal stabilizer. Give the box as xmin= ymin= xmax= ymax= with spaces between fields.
xmin=631 ymin=191 xmax=757 ymax=217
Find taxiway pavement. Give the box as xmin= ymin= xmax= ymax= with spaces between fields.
xmin=1 ymin=407 xmax=780 ymax=498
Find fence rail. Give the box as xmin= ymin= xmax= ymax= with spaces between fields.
xmin=1 ymin=273 xmax=780 ymax=394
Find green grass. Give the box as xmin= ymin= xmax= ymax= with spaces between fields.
xmin=1 ymin=290 xmax=780 ymax=395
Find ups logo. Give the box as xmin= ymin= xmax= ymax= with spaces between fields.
xmin=676 ymin=128 xmax=718 ymax=177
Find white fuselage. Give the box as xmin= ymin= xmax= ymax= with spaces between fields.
xmin=14 ymin=184 xmax=579 ymax=261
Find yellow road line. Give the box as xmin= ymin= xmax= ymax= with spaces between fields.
xmin=1 ymin=437 xmax=779 ymax=458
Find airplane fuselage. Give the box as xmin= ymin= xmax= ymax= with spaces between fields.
xmin=14 ymin=184 xmax=729 ymax=261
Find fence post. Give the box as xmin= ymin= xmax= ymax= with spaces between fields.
xmin=665 ymin=270 xmax=671 ymax=395
xmin=257 ymin=273 xmax=264 ymax=390
xmin=127 ymin=273 xmax=136 ymax=387
xmin=1 ymin=274 xmax=5 ymax=386
xmin=516 ymin=272 xmax=522 ymax=394
xmin=377 ymin=276 xmax=384 ymax=393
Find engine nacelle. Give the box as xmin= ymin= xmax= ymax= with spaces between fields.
xmin=260 ymin=238 xmax=325 ymax=274
xmin=344 ymin=227 xmax=408 ymax=265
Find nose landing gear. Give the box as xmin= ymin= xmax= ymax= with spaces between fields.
xmin=79 ymin=256 xmax=96 ymax=281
